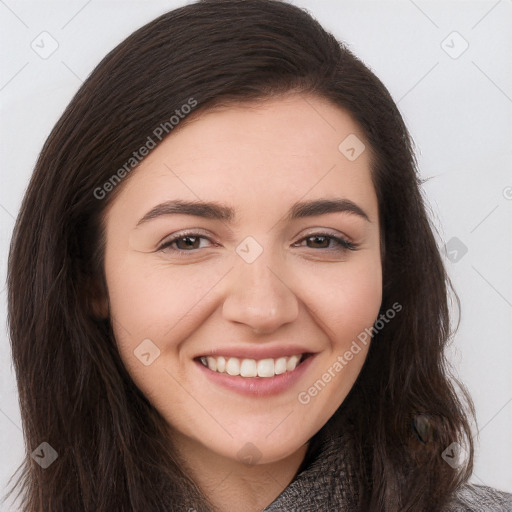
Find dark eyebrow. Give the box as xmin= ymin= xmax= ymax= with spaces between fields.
xmin=136 ymin=200 xmax=235 ymax=226
xmin=287 ymin=198 xmax=369 ymax=222
xmin=136 ymin=198 xmax=370 ymax=227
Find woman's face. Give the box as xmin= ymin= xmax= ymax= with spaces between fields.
xmin=102 ymin=94 xmax=382 ymax=465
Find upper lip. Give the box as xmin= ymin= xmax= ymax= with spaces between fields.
xmin=194 ymin=345 xmax=316 ymax=360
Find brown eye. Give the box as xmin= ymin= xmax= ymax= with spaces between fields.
xmin=158 ymin=232 xmax=214 ymax=253
xmin=306 ymin=235 xmax=331 ymax=249
xmin=294 ymin=233 xmax=357 ymax=251
xmin=174 ymin=236 xmax=201 ymax=250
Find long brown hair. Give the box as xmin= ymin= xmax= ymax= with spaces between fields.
xmin=5 ymin=0 xmax=474 ymax=510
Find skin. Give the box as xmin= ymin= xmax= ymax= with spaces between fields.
xmin=100 ymin=93 xmax=382 ymax=511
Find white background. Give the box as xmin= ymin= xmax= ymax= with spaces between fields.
xmin=1 ymin=0 xmax=511 ymax=508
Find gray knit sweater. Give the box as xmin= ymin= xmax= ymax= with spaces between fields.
xmin=263 ymin=430 xmax=512 ymax=511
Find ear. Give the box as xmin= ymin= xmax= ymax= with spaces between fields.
xmin=86 ymin=277 xmax=109 ymax=320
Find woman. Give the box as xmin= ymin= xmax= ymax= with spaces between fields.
xmin=5 ymin=0 xmax=512 ymax=510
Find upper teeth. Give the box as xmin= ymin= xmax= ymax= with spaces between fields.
xmin=199 ymin=355 xmax=303 ymax=378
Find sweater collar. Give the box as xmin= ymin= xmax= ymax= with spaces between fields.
xmin=262 ymin=425 xmax=359 ymax=511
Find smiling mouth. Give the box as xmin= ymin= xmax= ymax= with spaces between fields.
xmin=196 ymin=353 xmax=312 ymax=378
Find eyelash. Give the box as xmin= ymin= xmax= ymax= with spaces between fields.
xmin=157 ymin=230 xmax=358 ymax=255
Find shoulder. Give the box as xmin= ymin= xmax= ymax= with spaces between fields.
xmin=443 ymin=483 xmax=512 ymax=511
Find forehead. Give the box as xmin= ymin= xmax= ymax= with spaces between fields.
xmin=106 ymin=94 xmax=377 ymax=225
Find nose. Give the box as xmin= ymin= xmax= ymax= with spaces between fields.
xmin=222 ymin=253 xmax=299 ymax=334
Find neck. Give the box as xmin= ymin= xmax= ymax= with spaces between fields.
xmin=173 ymin=433 xmax=309 ymax=512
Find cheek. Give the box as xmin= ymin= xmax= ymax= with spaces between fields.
xmin=105 ymin=254 xmax=219 ymax=336
xmin=290 ymin=263 xmax=382 ymax=438
xmin=302 ymin=259 xmax=383 ymax=346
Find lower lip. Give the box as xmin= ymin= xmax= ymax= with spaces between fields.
xmin=195 ymin=355 xmax=316 ymax=397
